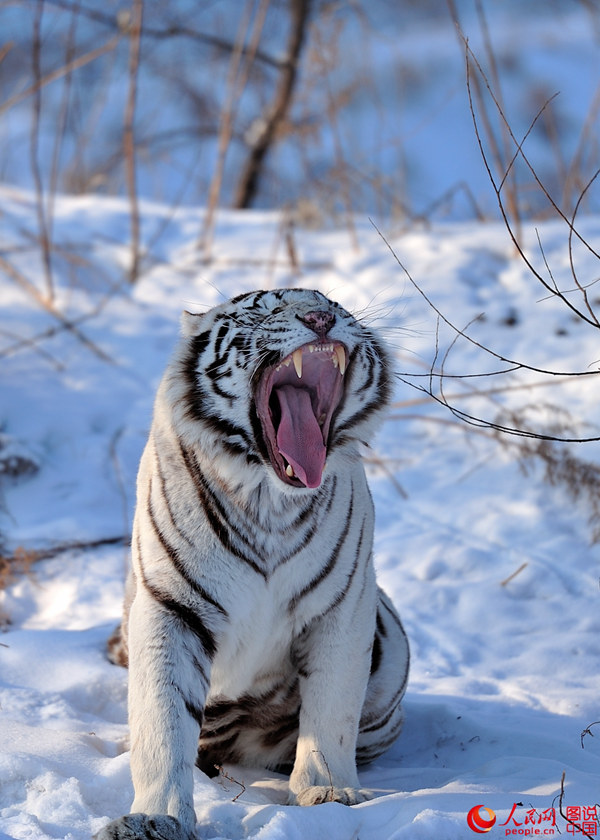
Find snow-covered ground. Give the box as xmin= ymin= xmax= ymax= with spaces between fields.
xmin=1 ymin=186 xmax=599 ymax=839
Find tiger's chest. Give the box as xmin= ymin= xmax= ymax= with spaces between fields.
xmin=207 ymin=579 xmax=298 ymax=699
xmin=201 ymin=472 xmax=373 ymax=700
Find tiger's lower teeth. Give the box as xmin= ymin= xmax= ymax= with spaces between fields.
xmin=285 ymin=464 xmax=295 ymax=477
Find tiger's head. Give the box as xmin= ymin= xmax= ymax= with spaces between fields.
xmin=168 ymin=289 xmax=391 ymax=492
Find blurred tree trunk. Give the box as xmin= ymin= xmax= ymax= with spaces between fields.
xmin=234 ymin=0 xmax=311 ymax=209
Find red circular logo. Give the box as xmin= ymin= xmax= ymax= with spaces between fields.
xmin=467 ymin=805 xmax=497 ymax=833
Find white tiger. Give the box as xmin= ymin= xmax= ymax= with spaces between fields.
xmin=97 ymin=288 xmax=409 ymax=840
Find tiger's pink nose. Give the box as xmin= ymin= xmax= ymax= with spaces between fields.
xmin=300 ymin=310 xmax=336 ymax=337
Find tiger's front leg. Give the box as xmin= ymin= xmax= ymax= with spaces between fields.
xmin=288 ymin=593 xmax=375 ymax=807
xmin=96 ymin=591 xmax=209 ymax=840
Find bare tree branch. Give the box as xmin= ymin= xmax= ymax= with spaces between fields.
xmin=559 ymin=771 xmax=596 ymax=840
xmin=234 ymin=0 xmax=312 ymax=209
xmin=463 ymin=34 xmax=600 ymax=329
xmin=0 ymin=32 xmax=122 ymax=117
xmin=0 ymin=536 xmax=130 ymax=591
xmin=0 ymin=254 xmax=116 ymax=364
xmin=200 ymin=0 xmax=271 ymax=254
xmin=123 ymin=0 xmax=144 ymax=284
xmin=371 ymin=220 xmax=600 ymax=443
xmin=30 ymin=0 xmax=54 ymax=301
xmin=42 ymin=0 xmax=287 ymax=69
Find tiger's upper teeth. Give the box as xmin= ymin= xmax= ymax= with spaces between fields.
xmin=281 ymin=344 xmax=345 ymax=378
xmin=292 ymin=348 xmax=303 ymax=379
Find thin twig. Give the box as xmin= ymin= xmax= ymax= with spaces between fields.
xmin=464 ymin=36 xmax=600 ymax=328
xmin=580 ymin=721 xmax=600 ymax=749
xmin=371 ymin=221 xmax=600 ymax=380
xmin=372 ymin=220 xmax=600 ymax=442
xmin=234 ymin=0 xmax=311 ymax=209
xmin=213 ymin=765 xmax=246 ymax=802
xmin=0 ymin=33 xmax=122 ymax=117
xmin=312 ymin=750 xmax=335 ymax=802
xmin=0 ymin=42 xmax=14 ymax=65
xmin=30 ymin=0 xmax=54 ymax=301
xmin=0 ymin=254 xmax=116 ymax=364
xmin=200 ymin=0 xmax=271 ymax=255
xmin=535 ymin=228 xmax=560 ymax=295
xmin=43 ymin=0 xmax=286 ymax=69
xmin=0 ymin=536 xmax=129 ymax=588
xmin=364 ymin=451 xmax=409 ymax=498
xmin=0 ymin=324 xmax=65 ymax=369
xmin=48 ymin=0 xmax=80 ymax=236
xmin=390 ymin=371 xmax=589 ymax=408
xmin=474 ymin=0 xmax=521 ymax=236
xmin=567 ymin=167 xmax=600 ymax=325
xmin=500 ymin=563 xmax=528 ymax=587
xmin=559 ymin=771 xmax=595 ymax=840
xmin=124 ymin=0 xmax=143 ymax=284
xmin=564 ymin=79 xmax=600 ymax=209
xmin=311 ymin=20 xmax=358 ymax=250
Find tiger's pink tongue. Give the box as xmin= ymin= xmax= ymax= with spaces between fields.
xmin=275 ymin=385 xmax=326 ymax=488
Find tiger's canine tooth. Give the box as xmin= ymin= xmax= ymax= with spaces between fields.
xmin=335 ymin=345 xmax=346 ymax=375
xmin=285 ymin=464 xmax=295 ymax=477
xmin=292 ymin=348 xmax=303 ymax=378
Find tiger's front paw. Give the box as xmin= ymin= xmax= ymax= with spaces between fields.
xmin=289 ymin=785 xmax=372 ymax=806
xmin=94 ymin=813 xmax=195 ymax=840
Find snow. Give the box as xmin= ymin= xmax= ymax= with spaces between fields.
xmin=1 ymin=185 xmax=599 ymax=840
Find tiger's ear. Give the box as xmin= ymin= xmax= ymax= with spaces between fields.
xmin=181 ymin=310 xmax=206 ymax=338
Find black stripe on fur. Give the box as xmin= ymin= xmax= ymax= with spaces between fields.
xmin=288 ymin=490 xmax=354 ymax=611
xmin=179 ymin=444 xmax=268 ymax=579
xmin=136 ymin=538 xmax=217 ymax=669
xmin=146 ymin=476 xmax=228 ymax=618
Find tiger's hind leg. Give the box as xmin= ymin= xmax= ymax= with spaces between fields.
xmin=107 ymin=623 xmax=128 ymax=667
xmin=107 ymin=571 xmax=137 ymax=668
xmin=197 ymin=679 xmax=300 ymax=777
xmin=357 ymin=588 xmax=409 ymax=765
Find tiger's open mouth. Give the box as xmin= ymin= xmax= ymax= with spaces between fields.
xmin=255 ymin=341 xmax=347 ymax=488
